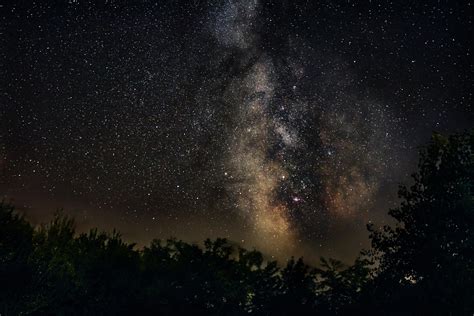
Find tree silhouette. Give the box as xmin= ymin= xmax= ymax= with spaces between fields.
xmin=367 ymin=131 xmax=473 ymax=314
xmin=315 ymin=256 xmax=372 ymax=315
xmin=0 ymin=202 xmax=34 ymax=315
xmin=0 ymin=131 xmax=472 ymax=315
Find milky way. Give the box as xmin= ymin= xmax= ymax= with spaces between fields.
xmin=211 ymin=0 xmax=399 ymax=256
xmin=2 ymin=1 xmax=472 ymax=262
xmin=212 ymin=0 xmax=294 ymax=254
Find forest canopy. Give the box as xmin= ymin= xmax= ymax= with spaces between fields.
xmin=1 ymin=131 xmax=472 ymax=315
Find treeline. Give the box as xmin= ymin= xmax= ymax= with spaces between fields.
xmin=1 ymin=132 xmax=472 ymax=315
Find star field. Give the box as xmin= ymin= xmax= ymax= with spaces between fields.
xmin=1 ymin=0 xmax=472 ymax=262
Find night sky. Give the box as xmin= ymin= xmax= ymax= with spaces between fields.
xmin=2 ymin=1 xmax=472 ymax=263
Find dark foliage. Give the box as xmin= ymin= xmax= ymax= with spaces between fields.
xmin=365 ymin=131 xmax=474 ymax=315
xmin=1 ymin=132 xmax=472 ymax=315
